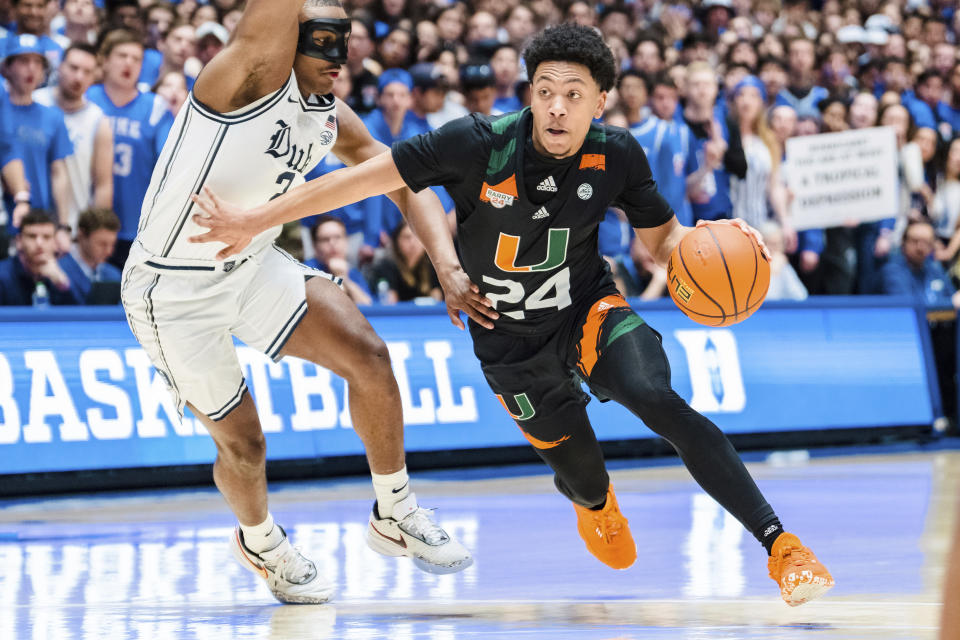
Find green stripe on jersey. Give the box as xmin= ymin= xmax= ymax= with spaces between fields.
xmin=487 ymin=138 xmax=517 ymax=176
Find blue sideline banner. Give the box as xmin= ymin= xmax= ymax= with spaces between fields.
xmin=0 ymin=298 xmax=937 ymax=474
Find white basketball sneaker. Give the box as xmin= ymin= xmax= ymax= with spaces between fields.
xmin=230 ymin=525 xmax=335 ymax=604
xmin=366 ymin=493 xmax=474 ymax=574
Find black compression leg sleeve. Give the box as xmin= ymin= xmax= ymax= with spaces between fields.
xmin=474 ymin=324 xmax=612 ymax=511
xmin=587 ymin=323 xmax=781 ymax=544
xmin=516 ymin=402 xmax=610 ymax=509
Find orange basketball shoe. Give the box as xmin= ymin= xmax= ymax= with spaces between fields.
xmin=573 ymin=484 xmax=636 ymax=570
xmin=767 ymin=532 xmax=835 ymax=606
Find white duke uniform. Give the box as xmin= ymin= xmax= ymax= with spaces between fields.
xmin=122 ymin=71 xmax=340 ymax=420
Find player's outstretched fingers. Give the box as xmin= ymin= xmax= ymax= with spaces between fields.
xmin=202 ymin=185 xmax=228 ymax=213
xmin=190 ymin=191 xmax=216 ymax=225
xmin=187 ymin=220 xmax=224 ymax=246
xmin=188 ymin=229 xmax=212 ymax=244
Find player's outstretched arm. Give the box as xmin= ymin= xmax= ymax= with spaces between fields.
xmin=192 ymin=0 xmax=303 ymax=113
xmin=191 ymin=110 xmax=499 ymax=329
xmin=189 ymin=150 xmax=405 ymax=258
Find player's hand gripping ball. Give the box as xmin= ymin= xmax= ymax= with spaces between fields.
xmin=667 ymin=221 xmax=770 ymax=326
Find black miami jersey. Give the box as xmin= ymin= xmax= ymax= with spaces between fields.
xmin=392 ymin=108 xmax=674 ymax=334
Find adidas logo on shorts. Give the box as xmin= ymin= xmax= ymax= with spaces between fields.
xmin=536 ymin=176 xmax=558 ymax=192
xmin=532 ymin=206 xmax=550 ymax=220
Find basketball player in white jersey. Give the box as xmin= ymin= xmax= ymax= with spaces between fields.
xmin=121 ymin=0 xmax=497 ymax=604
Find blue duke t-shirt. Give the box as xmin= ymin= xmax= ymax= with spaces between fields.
xmin=87 ymin=85 xmax=174 ymax=241
xmin=4 ymin=100 xmax=72 ymax=215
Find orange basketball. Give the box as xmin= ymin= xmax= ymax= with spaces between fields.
xmin=666 ymin=222 xmax=770 ymax=327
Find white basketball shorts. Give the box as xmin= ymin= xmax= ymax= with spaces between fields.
xmin=121 ymin=243 xmax=338 ymax=420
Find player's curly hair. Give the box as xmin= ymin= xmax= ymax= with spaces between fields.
xmin=522 ymin=23 xmax=617 ymax=93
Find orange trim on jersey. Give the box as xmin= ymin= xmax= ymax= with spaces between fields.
xmin=519 ymin=429 xmax=571 ymax=450
xmin=577 ymin=294 xmax=630 ymax=378
xmin=479 ymin=175 xmax=519 ymax=202
xmin=579 ymin=154 xmax=606 ymax=171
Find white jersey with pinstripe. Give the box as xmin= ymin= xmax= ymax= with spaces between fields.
xmin=133 ymin=69 xmax=338 ymax=266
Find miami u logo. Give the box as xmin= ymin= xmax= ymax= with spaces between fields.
xmin=496 ymin=392 xmax=536 ymax=421
xmin=494 ymin=228 xmax=569 ymax=272
xmin=497 ymin=392 xmax=572 ymax=449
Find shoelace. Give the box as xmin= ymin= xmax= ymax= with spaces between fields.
xmin=265 ymin=543 xmax=317 ymax=585
xmin=399 ymin=508 xmax=450 ymax=545
xmin=592 ymin=505 xmax=624 ymax=542
xmin=782 ymin=545 xmax=813 ymax=566
xmin=769 ymin=544 xmax=812 ymax=580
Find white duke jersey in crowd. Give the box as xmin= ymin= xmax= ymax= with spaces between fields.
xmin=133 ymin=70 xmax=338 ymax=265
xmin=33 ymin=87 xmax=105 ymax=230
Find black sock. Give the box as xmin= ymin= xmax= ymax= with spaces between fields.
xmin=757 ymin=519 xmax=784 ymax=555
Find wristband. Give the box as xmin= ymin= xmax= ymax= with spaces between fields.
xmin=13 ymin=191 xmax=30 ymax=204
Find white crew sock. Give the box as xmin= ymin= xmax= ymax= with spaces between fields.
xmin=372 ymin=466 xmax=413 ymax=519
xmin=240 ymin=512 xmax=284 ymax=553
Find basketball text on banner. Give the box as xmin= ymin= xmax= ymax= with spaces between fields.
xmin=0 ymin=300 xmax=937 ymax=476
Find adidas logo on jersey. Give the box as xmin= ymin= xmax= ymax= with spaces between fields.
xmin=596 ymin=301 xmax=613 ymax=311
xmin=532 ymin=206 xmax=550 ymax=220
xmin=536 ymin=176 xmax=558 ymax=192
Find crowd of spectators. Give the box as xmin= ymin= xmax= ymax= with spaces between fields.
xmin=0 ymin=0 xmax=959 ymax=309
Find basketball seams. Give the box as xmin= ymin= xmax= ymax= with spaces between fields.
xmin=669 ymin=223 xmax=770 ymax=326
xmin=745 ymin=232 xmax=759 ymax=309
xmin=751 ymin=237 xmax=771 ymax=305
xmin=676 ymin=234 xmax=728 ymax=323
xmin=705 ymin=225 xmax=739 ymax=321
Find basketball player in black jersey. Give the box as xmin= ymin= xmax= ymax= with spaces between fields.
xmin=190 ymin=23 xmax=834 ymax=606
